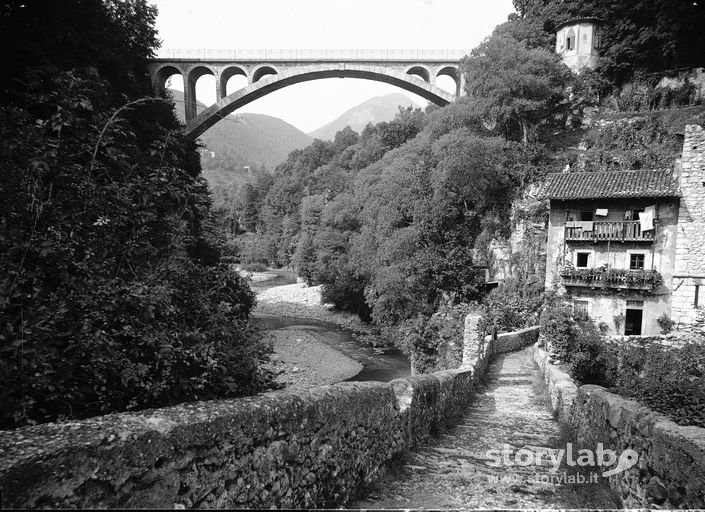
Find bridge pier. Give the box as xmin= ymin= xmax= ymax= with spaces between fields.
xmin=184 ymin=74 xmax=198 ymax=123
xmin=214 ymin=70 xmax=225 ymax=100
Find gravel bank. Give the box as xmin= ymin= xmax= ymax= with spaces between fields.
xmin=255 ymin=283 xmax=389 ymax=390
xmin=264 ymin=329 xmax=363 ymax=389
xmin=255 ymin=283 xmax=369 ymax=331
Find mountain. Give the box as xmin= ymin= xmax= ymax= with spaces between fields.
xmin=169 ymin=89 xmax=313 ymax=208
xmin=169 ymin=89 xmax=313 ymax=171
xmin=308 ymin=93 xmax=422 ymax=141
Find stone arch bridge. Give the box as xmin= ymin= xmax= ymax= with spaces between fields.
xmin=147 ymin=49 xmax=468 ymax=139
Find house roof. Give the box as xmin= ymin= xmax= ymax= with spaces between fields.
xmin=543 ymin=170 xmax=680 ymax=200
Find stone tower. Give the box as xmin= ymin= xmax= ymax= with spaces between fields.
xmin=555 ymin=18 xmax=600 ymax=74
xmin=672 ymin=125 xmax=705 ymax=325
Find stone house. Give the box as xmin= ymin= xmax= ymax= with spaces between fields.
xmin=543 ymin=125 xmax=705 ymax=335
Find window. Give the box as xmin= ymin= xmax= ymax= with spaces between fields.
xmin=629 ymin=253 xmax=645 ymax=270
xmin=574 ymin=300 xmax=589 ymax=321
xmin=576 ymin=252 xmax=590 ymax=268
xmin=566 ymin=29 xmax=575 ymax=50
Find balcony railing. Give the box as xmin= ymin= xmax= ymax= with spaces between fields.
xmin=559 ymin=266 xmax=662 ymax=291
xmin=565 ymin=221 xmax=654 ymax=242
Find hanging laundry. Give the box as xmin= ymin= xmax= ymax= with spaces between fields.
xmin=639 ymin=210 xmax=654 ymax=231
xmin=565 ymin=221 xmax=580 ymax=228
xmin=644 ymin=204 xmax=657 ymax=218
xmin=595 ymin=208 xmax=608 ymax=216
xmin=580 ymin=221 xmax=594 ymax=231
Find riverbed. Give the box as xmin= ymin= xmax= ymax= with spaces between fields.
xmin=249 ymin=270 xmax=410 ymax=387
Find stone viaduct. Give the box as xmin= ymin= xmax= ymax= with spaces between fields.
xmin=147 ymin=49 xmax=468 ymax=139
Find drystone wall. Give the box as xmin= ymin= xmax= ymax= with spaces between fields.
xmin=533 ymin=343 xmax=578 ymax=422
xmin=494 ymin=326 xmax=540 ymax=354
xmin=0 ymin=314 xmax=511 ymax=509
xmin=534 ymin=343 xmax=705 ymax=508
xmin=606 ymin=332 xmax=704 ymax=348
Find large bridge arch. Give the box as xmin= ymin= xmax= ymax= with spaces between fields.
xmin=184 ymin=64 xmax=456 ymax=139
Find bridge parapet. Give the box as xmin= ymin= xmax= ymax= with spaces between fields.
xmin=154 ymin=48 xmax=469 ymax=62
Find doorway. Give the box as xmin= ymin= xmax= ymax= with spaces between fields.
xmin=624 ymin=308 xmax=643 ymax=335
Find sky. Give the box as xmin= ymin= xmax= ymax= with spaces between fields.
xmin=151 ymin=0 xmax=515 ymax=133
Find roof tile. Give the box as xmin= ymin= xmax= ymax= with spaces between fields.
xmin=543 ymin=170 xmax=680 ymax=200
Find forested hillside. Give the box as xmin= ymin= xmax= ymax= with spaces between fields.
xmin=224 ymin=0 xmax=705 ymax=372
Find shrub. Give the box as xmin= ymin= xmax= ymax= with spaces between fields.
xmin=612 ymin=341 xmax=705 ymax=428
xmin=566 ymin=333 xmax=705 ymax=428
xmin=539 ymin=298 xmax=574 ymax=360
xmin=481 ymin=278 xmax=544 ymax=332
xmin=567 ymin=321 xmax=616 ymax=385
xmin=657 ymin=313 xmax=675 ymax=334
xmin=395 ymin=303 xmax=470 ymax=374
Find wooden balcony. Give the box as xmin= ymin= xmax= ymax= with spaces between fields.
xmin=560 ymin=267 xmax=662 ymax=291
xmin=565 ymin=221 xmax=654 ymax=242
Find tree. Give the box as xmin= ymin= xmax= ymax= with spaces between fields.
xmin=462 ymin=34 xmax=571 ymax=144
xmin=0 ymin=1 xmax=273 ymax=428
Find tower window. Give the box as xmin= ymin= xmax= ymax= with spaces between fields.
xmin=566 ymin=29 xmax=576 ymax=50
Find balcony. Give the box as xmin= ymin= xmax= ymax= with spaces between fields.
xmin=565 ymin=221 xmax=654 ymax=242
xmin=559 ymin=266 xmax=662 ymax=292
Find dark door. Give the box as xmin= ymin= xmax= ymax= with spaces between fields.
xmin=624 ymin=309 xmax=643 ymax=335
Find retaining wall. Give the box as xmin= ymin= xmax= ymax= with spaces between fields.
xmin=0 ymin=314 xmax=518 ymax=509
xmin=534 ymin=343 xmax=705 ymax=508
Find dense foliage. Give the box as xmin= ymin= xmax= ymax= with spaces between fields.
xmin=510 ymin=0 xmax=705 ymax=86
xmin=462 ymin=34 xmax=571 ymax=144
xmin=0 ymin=0 xmax=271 ymax=428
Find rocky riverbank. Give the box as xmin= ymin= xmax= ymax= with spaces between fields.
xmin=263 ymin=329 xmax=363 ymax=389
xmin=255 ymin=283 xmax=390 ymax=390
xmin=254 ymin=283 xmax=386 ymax=347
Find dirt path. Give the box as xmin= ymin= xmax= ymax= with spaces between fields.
xmin=351 ymin=346 xmax=620 ymax=509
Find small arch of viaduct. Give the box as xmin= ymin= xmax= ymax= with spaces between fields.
xmin=148 ymin=50 xmax=468 ymax=139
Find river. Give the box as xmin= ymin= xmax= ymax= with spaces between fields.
xmin=250 ymin=269 xmax=410 ymax=383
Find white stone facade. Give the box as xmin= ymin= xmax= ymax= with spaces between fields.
xmin=555 ymin=20 xmax=600 ymax=74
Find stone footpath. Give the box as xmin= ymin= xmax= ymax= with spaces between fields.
xmin=351 ymin=346 xmax=620 ymax=509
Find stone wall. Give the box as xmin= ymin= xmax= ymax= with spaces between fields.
xmin=0 ymin=314 xmax=505 ymax=509
xmin=571 ymin=385 xmax=705 ymax=508
xmin=673 ymin=125 xmax=705 ymax=325
xmin=534 ymin=343 xmax=705 ymax=508
xmin=494 ymin=326 xmax=540 ymax=354
xmin=533 ymin=344 xmax=578 ymax=422
xmin=657 ymin=68 xmax=705 ymax=103
xmin=606 ymin=331 xmax=704 ymax=348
